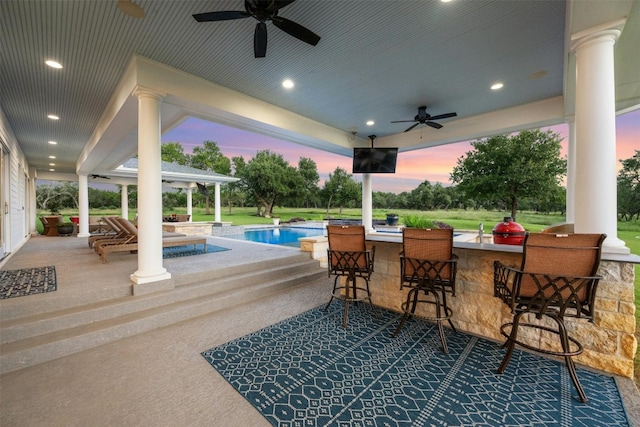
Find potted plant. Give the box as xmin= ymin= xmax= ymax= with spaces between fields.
xmin=57 ymin=221 xmax=75 ymax=235
xmin=386 ymin=213 xmax=399 ymax=226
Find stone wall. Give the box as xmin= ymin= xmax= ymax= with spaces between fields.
xmin=301 ymin=237 xmax=637 ymax=378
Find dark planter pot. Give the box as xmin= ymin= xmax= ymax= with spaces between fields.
xmin=386 ymin=214 xmax=399 ymax=226
xmin=57 ymin=225 xmax=74 ymax=235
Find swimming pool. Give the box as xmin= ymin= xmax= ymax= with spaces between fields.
xmin=227 ymin=228 xmax=325 ymax=247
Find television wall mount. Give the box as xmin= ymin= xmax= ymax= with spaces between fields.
xmin=368 ymin=135 xmax=377 ymax=148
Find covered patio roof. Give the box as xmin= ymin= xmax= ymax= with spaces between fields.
xmin=96 ymin=158 xmax=238 ymax=189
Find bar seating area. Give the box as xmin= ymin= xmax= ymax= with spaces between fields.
xmin=301 ymin=229 xmax=638 ymax=381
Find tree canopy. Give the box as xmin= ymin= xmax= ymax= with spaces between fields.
xmin=617 ymin=150 xmax=640 ymax=221
xmin=235 ymin=150 xmax=299 ymax=217
xmin=161 ymin=142 xmax=189 ymax=165
xmin=322 ymin=167 xmax=361 ymax=216
xmin=450 ymin=129 xmax=566 ymax=221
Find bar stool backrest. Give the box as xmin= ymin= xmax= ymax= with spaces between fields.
xmin=402 ymin=228 xmax=455 ymax=281
xmin=327 ymin=225 xmax=368 ymax=271
xmin=519 ymin=233 xmax=605 ymax=301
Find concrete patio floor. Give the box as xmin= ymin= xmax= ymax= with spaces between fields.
xmin=1 ymin=234 xmax=639 ymax=426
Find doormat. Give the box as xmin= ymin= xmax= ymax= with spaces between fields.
xmin=201 ymin=304 xmax=631 ymax=426
xmin=0 ymin=266 xmax=57 ymax=299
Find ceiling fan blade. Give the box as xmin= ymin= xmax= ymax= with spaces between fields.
xmin=193 ymin=11 xmax=250 ymax=22
xmin=254 ymin=22 xmax=268 ymax=58
xmin=404 ymin=123 xmax=420 ymax=132
xmin=426 ymin=121 xmax=443 ymax=129
xmin=428 ymin=112 xmax=457 ymax=121
xmin=391 ymin=120 xmax=416 ymax=123
xmin=272 ymin=16 xmax=320 ymax=46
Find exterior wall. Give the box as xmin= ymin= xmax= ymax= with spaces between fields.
xmin=0 ymin=106 xmax=32 ymax=264
xmin=301 ymin=237 xmax=637 ymax=378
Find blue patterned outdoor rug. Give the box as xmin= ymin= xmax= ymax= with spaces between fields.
xmin=162 ymin=244 xmax=229 ymax=259
xmin=0 ymin=265 xmax=57 ymax=299
xmin=201 ymin=304 xmax=631 ymax=427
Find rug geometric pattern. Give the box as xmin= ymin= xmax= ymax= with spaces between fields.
xmin=202 ymin=304 xmax=631 ymax=427
xmin=0 ymin=265 xmax=57 ymax=299
xmin=162 ymin=244 xmax=229 ymax=259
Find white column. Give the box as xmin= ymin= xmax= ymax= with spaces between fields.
xmin=131 ymin=88 xmax=171 ymax=287
xmin=565 ymin=118 xmax=576 ymax=223
xmin=362 ymin=174 xmax=373 ymax=233
xmin=77 ymin=174 xmax=90 ymax=237
xmin=214 ymin=183 xmax=221 ymax=223
xmin=28 ymin=168 xmax=37 ymax=236
xmin=186 ymin=187 xmax=193 ymax=222
xmin=120 ymin=185 xmax=129 ymax=220
xmin=571 ymin=22 xmax=626 ymax=252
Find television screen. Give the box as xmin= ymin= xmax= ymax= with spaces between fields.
xmin=352 ymin=147 xmax=398 ymax=173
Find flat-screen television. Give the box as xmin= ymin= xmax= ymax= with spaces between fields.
xmin=352 ymin=147 xmax=398 ymax=173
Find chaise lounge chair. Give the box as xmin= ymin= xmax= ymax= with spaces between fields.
xmin=96 ymin=217 xmax=207 ymax=263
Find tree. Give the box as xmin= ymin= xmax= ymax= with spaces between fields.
xmin=190 ymin=141 xmax=232 ymax=215
xmin=36 ymin=182 xmax=79 ymax=212
xmin=322 ymin=167 xmax=361 ymax=216
xmin=240 ymin=150 xmax=298 ymax=216
xmin=450 ymin=129 xmax=566 ymax=221
xmin=296 ymin=157 xmax=320 ymax=208
xmin=617 ymin=150 xmax=640 ymax=221
xmin=161 ymin=142 xmax=189 ymax=165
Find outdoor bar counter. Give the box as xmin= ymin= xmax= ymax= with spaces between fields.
xmin=300 ymin=232 xmax=639 ymax=378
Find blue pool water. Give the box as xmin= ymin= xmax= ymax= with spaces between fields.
xmin=228 ymin=228 xmax=325 ymax=247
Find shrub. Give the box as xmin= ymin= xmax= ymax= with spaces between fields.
xmin=402 ymin=215 xmax=452 ymax=229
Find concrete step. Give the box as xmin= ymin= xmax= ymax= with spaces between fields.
xmin=0 ymin=255 xmax=327 ymax=375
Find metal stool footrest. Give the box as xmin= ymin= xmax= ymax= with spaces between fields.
xmin=499 ymin=322 xmax=584 ymax=357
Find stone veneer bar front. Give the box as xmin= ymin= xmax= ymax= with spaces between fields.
xmin=300 ymin=233 xmax=639 ymax=378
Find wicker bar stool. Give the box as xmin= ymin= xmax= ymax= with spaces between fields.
xmin=393 ymin=228 xmax=458 ymax=353
xmin=493 ymin=232 xmax=606 ymax=403
xmin=324 ymin=225 xmax=377 ymax=328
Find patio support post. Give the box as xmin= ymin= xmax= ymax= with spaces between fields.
xmin=121 ymin=184 xmax=129 ymax=220
xmin=565 ymin=118 xmax=576 ymax=223
xmin=571 ymin=21 xmax=627 ymax=252
xmin=77 ymin=174 xmax=90 ymax=237
xmin=28 ymin=167 xmax=37 ymax=236
xmin=131 ymin=88 xmax=172 ymax=290
xmin=186 ymin=187 xmax=193 ymax=222
xmin=214 ymin=183 xmax=221 ymax=223
xmin=362 ymin=174 xmax=373 ymax=233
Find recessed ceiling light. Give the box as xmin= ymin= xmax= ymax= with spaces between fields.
xmin=441 ymin=0 xmax=453 ymax=3
xmin=282 ymin=79 xmax=294 ymax=89
xmin=49 ymin=169 xmax=55 ymax=172
xmin=366 ymin=120 xmax=375 ymax=126
xmin=45 ymin=60 xmax=63 ymax=69
xmin=48 ymin=140 xmax=57 ymax=145
xmin=49 ymin=163 xmax=55 ymax=166
xmin=491 ymin=82 xmax=504 ymax=90
xmin=48 ymin=155 xmax=56 ymax=159
xmin=47 ymin=114 xmax=59 ymax=120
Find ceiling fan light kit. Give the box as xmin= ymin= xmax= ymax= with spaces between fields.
xmin=193 ymin=0 xmax=320 ymax=58
xmin=117 ymin=0 xmax=145 ymax=19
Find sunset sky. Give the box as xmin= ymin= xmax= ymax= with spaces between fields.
xmin=162 ymin=109 xmax=639 ymax=194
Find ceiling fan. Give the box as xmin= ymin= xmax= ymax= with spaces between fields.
xmin=193 ymin=0 xmax=321 ymax=58
xmin=90 ymin=174 xmax=110 ymax=180
xmin=391 ymin=106 xmax=457 ymax=132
